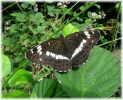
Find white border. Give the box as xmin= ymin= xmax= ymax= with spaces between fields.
xmin=121 ymin=0 xmax=123 ymax=99
xmin=0 ymin=0 xmax=1 ymax=99
xmin=0 ymin=0 xmax=122 ymax=100
xmin=0 ymin=0 xmax=122 ymax=2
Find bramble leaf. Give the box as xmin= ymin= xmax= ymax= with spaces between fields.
xmin=56 ymin=46 xmax=120 ymax=97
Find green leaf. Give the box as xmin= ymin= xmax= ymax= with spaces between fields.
xmin=31 ymin=79 xmax=56 ymax=97
xmin=47 ymin=6 xmax=55 ymax=17
xmin=80 ymin=2 xmax=95 ymax=11
xmin=37 ymin=25 xmax=46 ymax=33
xmin=53 ymin=84 xmax=68 ymax=97
xmin=2 ymin=54 xmax=11 ymax=77
xmin=85 ymin=18 xmax=93 ymax=24
xmin=55 ymin=46 xmax=120 ymax=97
xmin=87 ymin=11 xmax=93 ymax=18
xmin=80 ymin=6 xmax=86 ymax=11
xmin=8 ymin=69 xmax=33 ymax=87
xmin=63 ymin=23 xmax=79 ymax=37
xmin=115 ymin=2 xmax=120 ymax=9
xmin=19 ymin=34 xmax=28 ymax=42
xmin=10 ymin=24 xmax=18 ymax=33
xmin=115 ymin=2 xmax=121 ymax=13
xmin=21 ymin=2 xmax=29 ymax=9
xmin=80 ymin=23 xmax=91 ymax=30
xmin=54 ymin=9 xmax=61 ymax=15
xmin=28 ymin=25 xmax=37 ymax=34
xmin=15 ymin=53 xmax=24 ymax=62
xmin=11 ymin=13 xmax=27 ymax=22
xmin=3 ymin=90 xmax=29 ymax=98
xmin=100 ymin=35 xmax=108 ymax=43
xmin=30 ymin=13 xmax=43 ymax=25
xmin=94 ymin=3 xmax=101 ymax=9
xmin=3 ymin=37 xmax=15 ymax=47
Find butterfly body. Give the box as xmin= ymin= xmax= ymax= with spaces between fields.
xmin=26 ymin=30 xmax=100 ymax=72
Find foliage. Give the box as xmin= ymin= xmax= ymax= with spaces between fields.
xmin=2 ymin=54 xmax=11 ymax=77
xmin=7 ymin=69 xmax=33 ymax=87
xmin=56 ymin=46 xmax=120 ymax=97
xmin=31 ymin=79 xmax=57 ymax=97
xmin=2 ymin=1 xmax=121 ymax=98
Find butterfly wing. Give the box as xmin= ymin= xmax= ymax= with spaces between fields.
xmin=65 ymin=30 xmax=100 ymax=67
xmin=26 ymin=30 xmax=100 ymax=72
xmin=26 ymin=38 xmax=72 ymax=72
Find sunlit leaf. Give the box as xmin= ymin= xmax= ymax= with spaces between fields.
xmin=2 ymin=54 xmax=11 ymax=77
xmin=8 ymin=69 xmax=33 ymax=87
xmin=63 ymin=23 xmax=79 ymax=37
xmin=3 ymin=90 xmax=29 ymax=98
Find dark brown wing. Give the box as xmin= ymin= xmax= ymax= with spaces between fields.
xmin=65 ymin=30 xmax=100 ymax=67
xmin=65 ymin=31 xmax=87 ymax=56
xmin=26 ymin=37 xmax=72 ymax=72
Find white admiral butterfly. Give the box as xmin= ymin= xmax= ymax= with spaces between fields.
xmin=25 ymin=30 xmax=100 ymax=72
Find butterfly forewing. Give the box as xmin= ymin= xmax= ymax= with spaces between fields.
xmin=26 ymin=38 xmax=72 ymax=72
xmin=65 ymin=31 xmax=88 ymax=57
xmin=69 ymin=30 xmax=100 ymax=67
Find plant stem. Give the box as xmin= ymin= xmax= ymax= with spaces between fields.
xmin=98 ymin=38 xmax=121 ymax=47
xmin=110 ymin=2 xmax=121 ymax=50
xmin=3 ymin=60 xmax=28 ymax=87
xmin=49 ymin=2 xmax=96 ymax=39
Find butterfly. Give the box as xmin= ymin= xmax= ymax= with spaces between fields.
xmin=25 ymin=30 xmax=100 ymax=72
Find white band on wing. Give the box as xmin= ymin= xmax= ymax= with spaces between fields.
xmin=71 ymin=39 xmax=87 ymax=59
xmin=46 ymin=51 xmax=70 ymax=60
xmin=84 ymin=31 xmax=90 ymax=39
xmin=36 ymin=45 xmax=42 ymax=55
